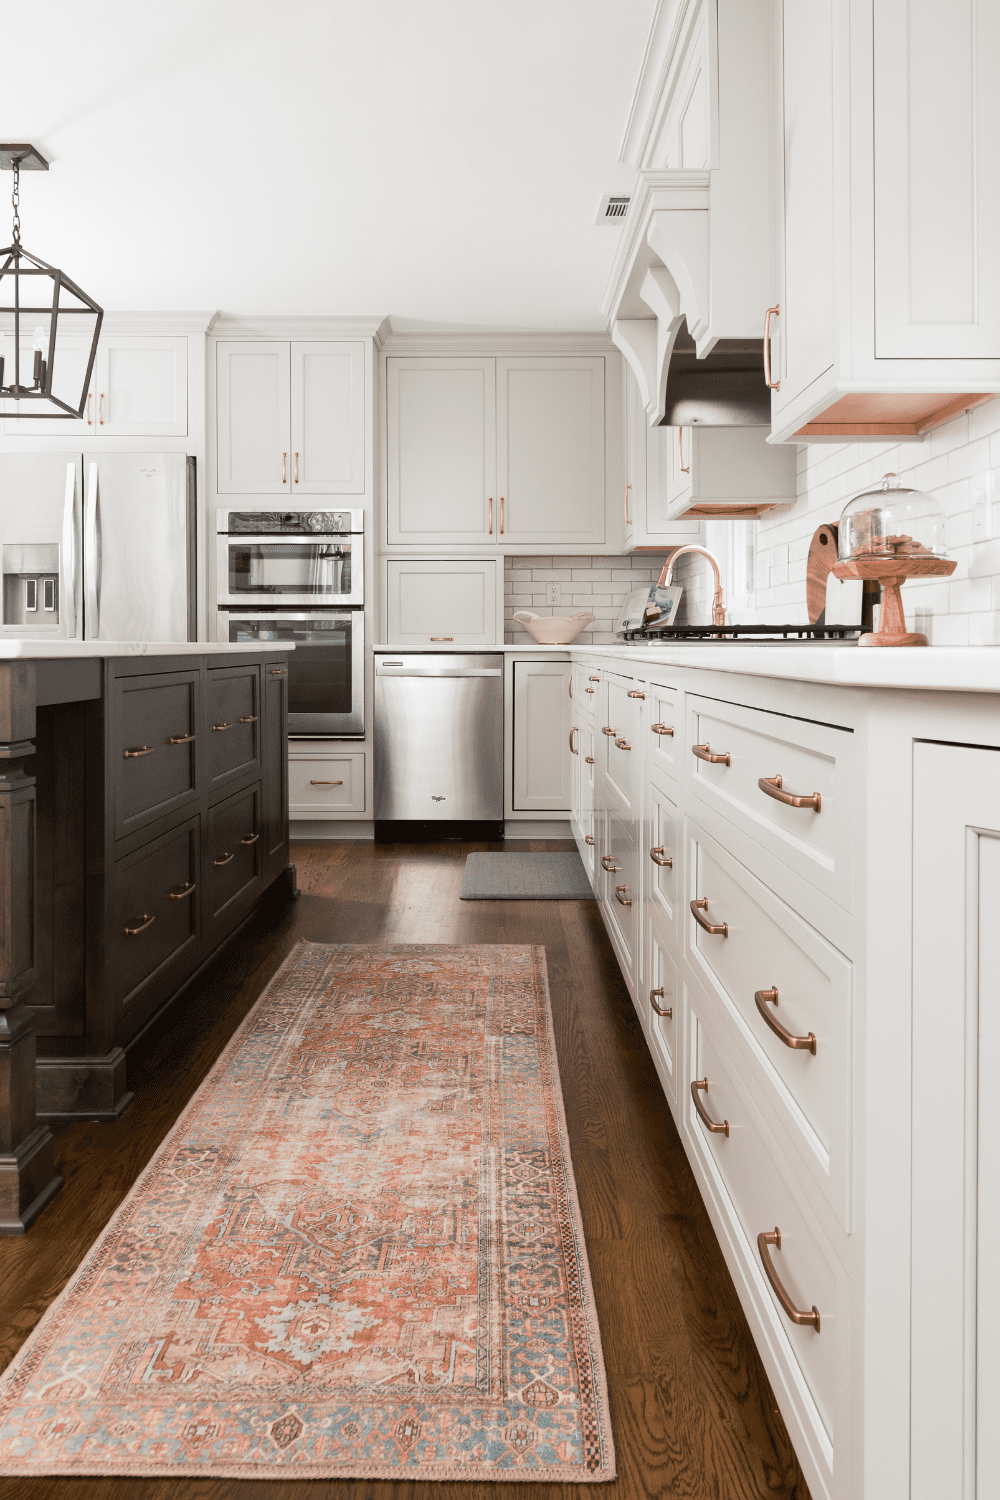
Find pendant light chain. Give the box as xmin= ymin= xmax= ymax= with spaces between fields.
xmin=11 ymin=158 xmax=20 ymax=246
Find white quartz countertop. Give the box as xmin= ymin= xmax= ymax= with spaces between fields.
xmin=376 ymin=643 xmax=570 ymax=654
xmin=0 ymin=640 xmax=292 ymax=659
xmin=566 ymin=643 xmax=1000 ymax=693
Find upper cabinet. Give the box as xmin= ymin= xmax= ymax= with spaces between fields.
xmin=387 ymin=354 xmax=607 ymax=549
xmin=4 ymin=334 xmax=188 ymax=437
xmin=768 ymin=0 xmax=1000 ymax=441
xmin=217 ymin=340 xmax=365 ymax=495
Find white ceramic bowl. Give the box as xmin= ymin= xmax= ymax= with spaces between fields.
xmin=512 ymin=610 xmax=595 ymax=645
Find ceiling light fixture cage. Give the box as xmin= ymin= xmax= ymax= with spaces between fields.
xmin=0 ymin=144 xmax=103 ymax=420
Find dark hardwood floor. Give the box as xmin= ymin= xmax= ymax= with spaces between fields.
xmin=0 ymin=840 xmax=811 ymax=1500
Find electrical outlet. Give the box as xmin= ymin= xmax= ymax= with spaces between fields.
xmin=971 ymin=473 xmax=993 ymax=543
xmin=546 ymin=583 xmax=561 ymax=606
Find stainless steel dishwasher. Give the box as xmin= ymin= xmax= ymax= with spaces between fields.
xmin=374 ymin=653 xmax=504 ymax=840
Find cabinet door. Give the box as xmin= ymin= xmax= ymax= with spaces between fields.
xmin=644 ymin=425 xmax=703 ymax=535
xmin=512 ymin=659 xmax=573 ymax=812
xmin=623 ymin=361 xmax=646 ymax=545
xmin=260 ymin=661 xmax=289 ymax=883
xmin=110 ymin=669 xmax=201 ymax=840
xmin=385 ymin=558 xmax=499 ymax=645
xmin=217 ymin=341 xmax=291 ymax=494
xmin=496 ymin=356 xmax=605 ymax=545
xmin=92 ymin=336 xmax=187 ymax=435
xmin=108 ymin=815 xmax=200 ymax=1017
xmin=911 ymin=743 xmax=1000 ymax=1499
xmin=387 ymin=358 xmax=495 ymax=543
xmin=290 ymin=341 xmax=365 ymax=494
xmin=289 ymin=747 xmax=365 ymax=816
xmin=3 ymin=333 xmax=94 ymax=434
xmin=207 ymin=663 xmax=260 ymax=791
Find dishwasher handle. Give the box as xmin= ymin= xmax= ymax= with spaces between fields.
xmin=376 ymin=666 xmax=502 ymax=677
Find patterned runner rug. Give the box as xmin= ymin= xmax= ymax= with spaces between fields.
xmin=0 ymin=943 xmax=614 ymax=1482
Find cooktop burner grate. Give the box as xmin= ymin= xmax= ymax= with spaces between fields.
xmin=621 ymin=621 xmax=863 ymax=643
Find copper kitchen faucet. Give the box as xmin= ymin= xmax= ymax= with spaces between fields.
xmin=657 ymin=545 xmax=726 ymax=627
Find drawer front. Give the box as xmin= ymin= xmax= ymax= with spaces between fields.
xmin=603 ymin=800 xmax=638 ymax=984
xmin=645 ymin=776 xmax=679 ymax=936
xmin=112 ymin=670 xmax=200 ymax=838
xmin=110 ymin=817 xmax=199 ymax=1010
xmin=687 ymin=820 xmax=852 ymax=1228
xmin=686 ymin=694 xmax=853 ymax=909
xmin=647 ymin=679 xmax=680 ymax=783
xmin=208 ymin=664 xmax=261 ymax=789
xmin=207 ymin=785 xmax=261 ymax=920
xmin=604 ymin=674 xmax=640 ymax=810
xmin=686 ymin=1002 xmax=842 ymax=1459
xmin=289 ymin=750 xmax=365 ymax=814
xmin=574 ymin=665 xmax=599 ymax=719
xmin=646 ymin=923 xmax=678 ymax=1102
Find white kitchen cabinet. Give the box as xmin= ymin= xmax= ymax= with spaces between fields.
xmin=288 ymin=746 xmax=366 ymax=817
xmin=386 ymin=354 xmax=607 ymax=548
xmin=384 ymin=558 xmax=500 ymax=645
xmin=217 ymin=339 xmax=364 ymax=495
xmin=512 ymin=659 xmax=573 ymax=812
xmin=769 ymin=0 xmax=1000 ymax=441
xmin=4 ymin=334 xmax=188 ymax=437
xmin=623 ymin=363 xmax=703 ymax=547
xmin=654 ymin=423 xmax=797 ymax=522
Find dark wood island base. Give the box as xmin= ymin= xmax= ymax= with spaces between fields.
xmin=0 ymin=648 xmax=292 ymax=1234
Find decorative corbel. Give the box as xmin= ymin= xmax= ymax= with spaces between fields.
xmin=638 ymin=266 xmax=686 ymax=425
xmin=646 ymin=209 xmax=710 ymax=347
xmin=610 ymin=319 xmax=658 ymax=416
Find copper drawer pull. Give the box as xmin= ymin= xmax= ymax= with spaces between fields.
xmin=614 ymin=884 xmax=631 ymax=906
xmin=213 ymin=721 xmax=233 ymax=732
xmin=763 ymin=305 xmax=781 ymax=390
xmin=294 ymin=451 xmax=299 ymax=484
xmin=691 ymin=1077 xmax=729 ymax=1136
xmin=569 ymin=727 xmax=579 ymax=754
xmin=615 ymin=737 xmax=631 ymax=750
xmin=240 ymin=832 xmax=259 ymax=846
xmin=499 ymin=495 xmax=504 ymax=534
xmin=624 ymin=482 xmax=632 ymax=526
xmin=650 ymin=988 xmax=672 ymax=1018
xmin=214 ymin=851 xmax=234 ymax=867
xmin=758 ymin=1228 xmax=820 ymax=1331
xmin=691 ymin=898 xmax=728 ymax=937
xmin=692 ymin=742 xmax=731 ymax=766
xmin=168 ymin=732 xmax=195 ymax=745
xmin=627 ymin=689 xmax=645 ymax=699
xmin=585 ymin=755 xmax=595 ymax=764
xmin=124 ymin=913 xmax=155 ymax=936
xmin=652 ymin=722 xmax=674 ymax=737
xmin=585 ymin=834 xmax=595 ymax=845
xmin=239 ymin=714 xmax=257 ymax=724
xmin=601 ymin=854 xmax=620 ymax=873
xmin=589 ymin=676 xmax=600 ymax=682
xmin=123 ymin=745 xmax=154 ymax=758
xmin=585 ymin=686 xmax=596 ymax=694
xmin=168 ymin=883 xmax=195 ymax=900
xmin=99 ymin=392 xmax=105 ymax=426
xmin=650 ymin=846 xmax=673 ymax=867
xmin=310 ymin=779 xmax=343 ymax=785
xmin=678 ymin=426 xmax=689 ymax=473
xmin=758 ymin=774 xmax=821 ymax=813
xmin=86 ymin=392 xmax=92 ymax=425
xmin=488 ymin=496 xmax=493 ymax=535
xmin=430 ymin=636 xmax=454 ymax=641
xmin=755 ymin=988 xmax=817 ymax=1054
xmin=270 ymin=667 xmax=285 ymax=675
xmin=568 ymin=677 xmax=572 ymax=698
xmin=602 ymin=726 xmax=617 ymax=736
xmin=281 ymin=451 xmax=287 ymax=484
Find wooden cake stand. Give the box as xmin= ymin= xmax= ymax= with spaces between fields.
xmin=830 ymin=554 xmax=956 ymax=647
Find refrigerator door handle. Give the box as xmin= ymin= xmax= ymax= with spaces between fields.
xmin=84 ymin=461 xmax=100 ymax=638
xmin=62 ymin=462 xmax=77 ymax=638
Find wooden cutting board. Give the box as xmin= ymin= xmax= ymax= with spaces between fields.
xmin=806 ymin=522 xmax=840 ymax=623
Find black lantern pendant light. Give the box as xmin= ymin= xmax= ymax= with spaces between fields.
xmin=0 ymin=144 xmax=103 ymax=420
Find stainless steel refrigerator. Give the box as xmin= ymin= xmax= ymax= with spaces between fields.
xmin=0 ymin=452 xmax=196 ymax=642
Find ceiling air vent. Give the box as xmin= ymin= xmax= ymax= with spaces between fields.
xmin=595 ymin=194 xmax=630 ymax=225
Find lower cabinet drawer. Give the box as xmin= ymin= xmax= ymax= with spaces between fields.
xmin=686 ymin=1002 xmax=843 ymax=1474
xmin=111 ymin=817 xmax=200 ymax=1010
xmin=602 ymin=800 xmax=638 ymax=984
xmin=288 ymin=748 xmax=365 ymax=814
xmin=207 ymin=785 xmax=261 ymax=922
xmin=645 ymin=921 xmax=678 ymax=1103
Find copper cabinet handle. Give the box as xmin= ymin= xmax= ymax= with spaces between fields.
xmin=758 ymin=774 xmax=821 ymax=813
xmin=568 ymin=677 xmax=572 ymax=698
xmin=168 ymin=882 xmax=195 ymax=900
xmin=758 ymin=1228 xmax=820 ymax=1331
xmin=270 ymin=667 xmax=285 ymax=675
xmin=310 ymin=779 xmax=343 ymax=785
xmin=124 ymin=913 xmax=155 ymax=936
xmin=86 ymin=392 xmax=93 ymax=426
xmin=585 ymin=834 xmax=595 ymax=845
xmin=691 ymin=898 xmax=728 ymax=937
xmin=601 ymin=854 xmax=620 ymax=872
xmin=569 ymin=726 xmax=579 ymax=754
xmin=294 ymin=452 xmax=299 ymax=484
xmin=281 ymin=451 xmax=287 ymax=484
xmin=650 ymin=846 xmax=673 ymax=867
xmin=691 ymin=1077 xmax=729 ymax=1136
xmin=213 ymin=721 xmax=233 ymax=732
xmin=754 ymin=988 xmax=817 ymax=1054
xmin=124 ymin=745 xmax=154 ymax=758
xmin=214 ymin=851 xmax=234 ymax=867
xmin=168 ymin=732 xmax=195 ymax=744
xmin=763 ymin=304 xmax=781 ymax=390
xmin=499 ymin=495 xmax=504 ymax=534
xmin=615 ymin=884 xmax=632 ymax=907
xmin=602 ymin=726 xmax=617 ymax=736
xmin=585 ymin=755 xmax=595 ymax=764
xmin=692 ymin=741 xmax=731 ymax=766
xmin=652 ymin=722 xmax=674 ymax=737
xmin=589 ymin=676 xmax=600 ymax=682
xmin=239 ymin=715 xmax=257 ymax=724
xmin=99 ymin=392 xmax=105 ymax=426
xmin=240 ymin=832 xmax=259 ymax=845
xmin=430 ymin=637 xmax=454 ymax=641
xmin=488 ymin=496 xmax=493 ymax=535
xmin=624 ymin=483 xmax=632 ymax=526
xmin=627 ymin=688 xmax=645 ymax=699
xmin=650 ymin=988 xmax=673 ymax=1018
xmin=615 ymin=737 xmax=631 ymax=750
xmin=678 ymin=426 xmax=689 ymax=473
xmin=585 ymin=686 xmax=596 ymax=694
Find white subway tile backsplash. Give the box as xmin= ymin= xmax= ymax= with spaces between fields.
xmin=504 ymin=552 xmax=673 ymax=642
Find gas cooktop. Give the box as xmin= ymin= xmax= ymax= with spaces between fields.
xmin=619 ymin=622 xmax=862 ymax=645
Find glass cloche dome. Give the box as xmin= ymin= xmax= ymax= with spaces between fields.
xmin=838 ymin=473 xmax=949 ymax=562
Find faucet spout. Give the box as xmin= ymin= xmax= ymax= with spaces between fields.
xmin=657 ymin=545 xmax=727 ymax=628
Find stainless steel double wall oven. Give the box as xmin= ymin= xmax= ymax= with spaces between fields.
xmin=216 ymin=509 xmax=365 ymax=736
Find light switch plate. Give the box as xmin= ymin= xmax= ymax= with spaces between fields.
xmin=546 ymin=583 xmax=561 ymax=606
xmin=971 ymin=473 xmax=993 ymax=543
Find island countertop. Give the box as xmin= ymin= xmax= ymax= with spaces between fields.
xmin=0 ymin=640 xmax=292 ymax=658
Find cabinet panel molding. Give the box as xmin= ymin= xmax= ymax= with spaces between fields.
xmin=290 ymin=341 xmax=365 ymax=494
xmin=216 ymin=341 xmax=291 ymax=495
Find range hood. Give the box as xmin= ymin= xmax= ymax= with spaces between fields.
xmin=659 ymin=332 xmax=769 ymax=427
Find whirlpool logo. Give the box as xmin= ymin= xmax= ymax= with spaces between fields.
xmin=431 ymin=795 xmax=446 ymax=802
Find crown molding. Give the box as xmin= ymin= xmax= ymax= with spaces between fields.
xmin=382 ymin=329 xmax=616 ymax=356
xmin=210 ymin=315 xmax=391 ymax=344
xmin=100 ymin=310 xmax=220 ymax=334
xmin=619 ymin=0 xmax=700 ymax=167
xmin=600 ymin=170 xmax=710 ymax=322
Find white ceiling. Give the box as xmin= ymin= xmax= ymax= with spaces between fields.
xmin=4 ymin=1 xmax=652 ymax=328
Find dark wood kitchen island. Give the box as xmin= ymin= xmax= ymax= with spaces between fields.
xmin=0 ymin=642 xmax=294 ymax=1233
